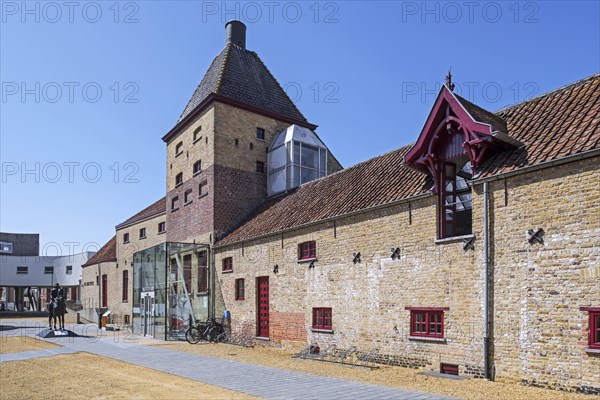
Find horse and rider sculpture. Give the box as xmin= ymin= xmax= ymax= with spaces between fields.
xmin=47 ymin=283 xmax=67 ymax=330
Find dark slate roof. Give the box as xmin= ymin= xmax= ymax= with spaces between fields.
xmin=216 ymin=74 xmax=599 ymax=247
xmin=455 ymin=94 xmax=508 ymax=134
xmin=82 ymin=236 xmax=116 ymax=268
xmin=216 ymin=146 xmax=432 ymax=246
xmin=178 ymin=44 xmax=306 ymax=123
xmin=115 ymin=197 xmax=166 ymax=230
xmin=480 ymin=73 xmax=599 ymax=177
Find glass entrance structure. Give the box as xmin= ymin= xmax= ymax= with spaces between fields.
xmin=132 ymin=242 xmax=223 ymax=340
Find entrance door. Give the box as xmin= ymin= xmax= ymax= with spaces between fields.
xmin=101 ymin=275 xmax=108 ymax=307
xmin=257 ymin=277 xmax=269 ymax=338
xmin=141 ymin=291 xmax=155 ymax=337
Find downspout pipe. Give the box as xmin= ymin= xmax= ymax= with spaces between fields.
xmin=483 ymin=181 xmax=491 ymax=380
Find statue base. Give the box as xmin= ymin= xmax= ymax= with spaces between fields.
xmin=38 ymin=328 xmax=79 ymax=338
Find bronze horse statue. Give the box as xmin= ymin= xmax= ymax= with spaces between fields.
xmin=47 ymin=297 xmax=66 ymax=330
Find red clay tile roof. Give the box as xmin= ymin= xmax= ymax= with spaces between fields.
xmin=115 ymin=197 xmax=166 ymax=230
xmin=480 ymin=74 xmax=599 ymax=177
xmin=217 ymin=74 xmax=599 ymax=247
xmin=216 ymin=146 xmax=432 ymax=246
xmin=82 ymin=236 xmax=116 ymax=267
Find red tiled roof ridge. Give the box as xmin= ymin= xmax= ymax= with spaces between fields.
xmin=495 ymin=73 xmax=599 ymax=115
xmin=115 ymin=197 xmax=166 ymax=230
xmin=81 ymin=235 xmax=116 ymax=268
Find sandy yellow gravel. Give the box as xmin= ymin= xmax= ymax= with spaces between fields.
xmin=154 ymin=342 xmax=592 ymax=400
xmin=0 ymin=352 xmax=259 ymax=400
xmin=0 ymin=336 xmax=61 ymax=354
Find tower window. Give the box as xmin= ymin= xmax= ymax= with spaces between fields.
xmin=256 ymin=127 xmax=265 ymax=140
xmin=193 ymin=126 xmax=202 ymax=142
xmin=193 ymin=160 xmax=202 ymax=175
xmin=175 ymin=141 xmax=183 ymax=157
xmin=171 ymin=196 xmax=180 ymax=211
xmin=184 ymin=189 xmax=193 ymax=204
xmin=175 ymin=172 xmax=183 ymax=187
xmin=198 ymin=181 xmax=208 ymax=198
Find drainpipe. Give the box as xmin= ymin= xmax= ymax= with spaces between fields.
xmin=483 ymin=181 xmax=491 ymax=380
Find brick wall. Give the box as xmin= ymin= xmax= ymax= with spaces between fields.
xmin=214 ymin=156 xmax=599 ymax=392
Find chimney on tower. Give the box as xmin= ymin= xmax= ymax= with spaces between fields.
xmin=225 ymin=20 xmax=246 ymax=49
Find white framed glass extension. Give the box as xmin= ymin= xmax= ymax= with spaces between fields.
xmin=267 ymin=125 xmax=328 ymax=197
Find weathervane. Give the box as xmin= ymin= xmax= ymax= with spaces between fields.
xmin=445 ymin=69 xmax=455 ymax=91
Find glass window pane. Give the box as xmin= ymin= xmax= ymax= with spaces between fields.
xmin=319 ymin=149 xmax=326 ymax=173
xmin=293 ymin=141 xmax=300 ymax=165
xmin=301 ymin=144 xmax=319 ymax=169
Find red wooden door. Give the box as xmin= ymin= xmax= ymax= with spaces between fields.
xmin=102 ymin=274 xmax=108 ymax=307
xmin=257 ymin=277 xmax=269 ymax=337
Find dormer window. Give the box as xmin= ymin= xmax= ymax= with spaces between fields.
xmin=267 ymin=125 xmax=328 ymax=197
xmin=440 ymin=160 xmax=472 ymax=238
xmin=405 ymin=84 xmax=517 ymax=240
xmin=175 ymin=141 xmax=183 ymax=157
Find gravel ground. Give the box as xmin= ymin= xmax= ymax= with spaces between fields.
xmin=0 ymin=352 xmax=259 ymax=400
xmin=154 ymin=342 xmax=593 ymax=400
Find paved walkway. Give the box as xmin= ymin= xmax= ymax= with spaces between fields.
xmin=1 ymin=321 xmax=457 ymax=400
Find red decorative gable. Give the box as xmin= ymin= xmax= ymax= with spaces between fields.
xmin=405 ymin=85 xmax=518 ymax=192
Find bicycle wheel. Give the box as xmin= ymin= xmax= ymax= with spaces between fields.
xmin=185 ymin=327 xmax=202 ymax=344
xmin=207 ymin=325 xmax=224 ymax=342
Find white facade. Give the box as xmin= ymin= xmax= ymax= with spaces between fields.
xmin=0 ymin=251 xmax=94 ymax=287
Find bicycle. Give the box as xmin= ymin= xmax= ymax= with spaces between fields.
xmin=185 ymin=318 xmax=225 ymax=344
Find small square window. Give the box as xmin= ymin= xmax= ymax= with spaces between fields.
xmin=256 ymin=161 xmax=265 ymax=173
xmin=175 ymin=172 xmax=183 ymax=187
xmin=123 ymin=233 xmax=130 ymax=244
xmin=175 ymin=141 xmax=183 ymax=156
xmin=171 ymin=196 xmax=180 ymax=211
xmin=66 ymin=265 xmax=73 ymax=274
xmin=158 ymin=222 xmax=166 ymax=234
xmin=17 ymin=266 xmax=28 ymax=274
xmin=198 ymin=181 xmax=208 ymax=198
xmin=409 ymin=309 xmax=445 ymax=338
xmin=184 ymin=189 xmax=193 ymax=204
xmin=193 ymin=160 xmax=202 ymax=175
xmin=193 ymin=126 xmax=202 ymax=142
xmin=298 ymin=241 xmax=317 ymax=260
xmin=256 ymin=127 xmax=265 ymax=140
xmin=222 ymin=257 xmax=233 ymax=272
xmin=312 ymin=307 xmax=332 ymax=330
xmin=139 ymin=228 xmax=146 ymax=239
xmin=235 ymin=279 xmax=245 ymax=300
xmin=44 ymin=266 xmax=54 ymax=274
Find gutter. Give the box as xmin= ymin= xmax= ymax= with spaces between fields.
xmin=472 ymin=148 xmax=600 ymax=184
xmin=214 ymin=192 xmax=433 ymax=249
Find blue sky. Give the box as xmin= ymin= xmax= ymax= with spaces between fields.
xmin=1 ymin=1 xmax=598 ymax=255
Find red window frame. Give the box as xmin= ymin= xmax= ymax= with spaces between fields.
xmin=222 ymin=257 xmax=233 ymax=272
xmin=312 ymin=307 xmax=332 ymax=330
xmin=299 ymin=241 xmax=317 ymax=260
xmin=407 ymin=308 xmax=446 ymax=338
xmin=580 ymin=307 xmax=600 ymax=349
xmin=235 ymin=278 xmax=245 ymax=300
